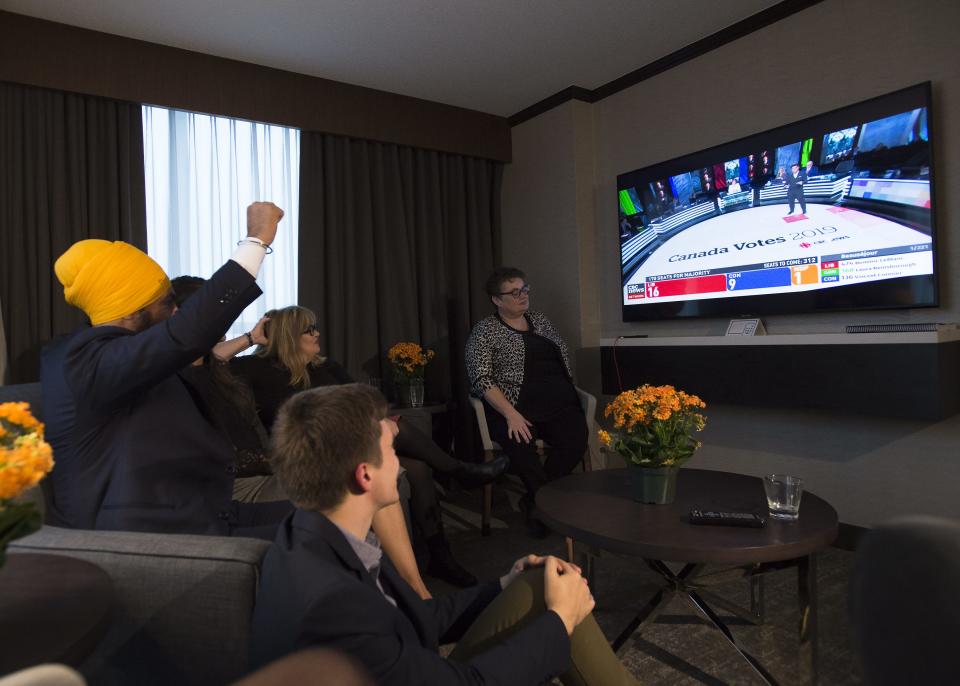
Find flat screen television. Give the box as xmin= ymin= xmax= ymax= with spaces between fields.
xmin=618 ymin=83 xmax=937 ymax=322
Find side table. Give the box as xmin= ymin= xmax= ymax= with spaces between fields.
xmin=389 ymin=402 xmax=449 ymax=442
xmin=536 ymin=468 xmax=838 ymax=686
xmin=0 ymin=553 xmax=114 ymax=675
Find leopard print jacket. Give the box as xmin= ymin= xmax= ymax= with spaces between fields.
xmin=465 ymin=310 xmax=573 ymax=406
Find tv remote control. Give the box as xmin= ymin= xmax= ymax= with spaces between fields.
xmin=689 ymin=509 xmax=766 ymax=528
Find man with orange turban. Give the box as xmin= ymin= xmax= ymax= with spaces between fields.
xmin=42 ymin=202 xmax=293 ymax=536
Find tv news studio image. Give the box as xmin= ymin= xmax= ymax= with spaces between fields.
xmin=618 ymin=84 xmax=934 ymax=321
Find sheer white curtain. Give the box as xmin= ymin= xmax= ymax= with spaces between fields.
xmin=142 ymin=106 xmax=299 ymax=339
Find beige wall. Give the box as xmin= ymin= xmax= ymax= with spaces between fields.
xmin=501 ymin=0 xmax=960 ymax=526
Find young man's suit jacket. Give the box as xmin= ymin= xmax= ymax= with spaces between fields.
xmin=251 ymin=510 xmax=571 ymax=685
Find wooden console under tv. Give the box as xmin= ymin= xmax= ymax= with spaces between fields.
xmin=600 ymin=330 xmax=960 ymax=420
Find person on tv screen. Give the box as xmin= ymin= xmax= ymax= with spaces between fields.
xmin=785 ymin=163 xmax=808 ymax=215
xmin=727 ymin=177 xmax=742 ymax=193
xmin=656 ymin=189 xmax=670 ymax=214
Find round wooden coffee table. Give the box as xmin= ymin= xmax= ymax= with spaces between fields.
xmin=536 ymin=468 xmax=838 ymax=686
xmin=0 ymin=553 xmax=114 ymax=675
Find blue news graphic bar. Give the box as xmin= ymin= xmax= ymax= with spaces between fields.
xmin=726 ymin=267 xmax=792 ymax=291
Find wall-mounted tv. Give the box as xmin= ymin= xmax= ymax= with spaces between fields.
xmin=618 ymin=83 xmax=936 ymax=322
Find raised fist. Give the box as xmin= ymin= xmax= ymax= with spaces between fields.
xmin=246 ymin=202 xmax=285 ymax=245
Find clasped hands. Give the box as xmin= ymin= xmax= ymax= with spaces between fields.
xmin=500 ymin=554 xmax=595 ymax=636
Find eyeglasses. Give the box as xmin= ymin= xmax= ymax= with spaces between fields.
xmin=498 ymin=284 xmax=531 ymax=299
xmin=302 ymin=325 xmax=319 ymax=336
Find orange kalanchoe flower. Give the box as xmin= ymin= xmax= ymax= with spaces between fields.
xmin=599 ymin=385 xmax=706 ymax=467
xmin=388 ymin=342 xmax=436 ymax=378
xmin=1 ymin=403 xmax=55 ymax=501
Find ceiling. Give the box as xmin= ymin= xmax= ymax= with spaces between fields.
xmin=0 ymin=0 xmax=781 ymax=118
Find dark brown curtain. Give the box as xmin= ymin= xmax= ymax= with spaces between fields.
xmin=298 ymin=132 xmax=502 ymax=461
xmin=0 ymin=81 xmax=147 ymax=383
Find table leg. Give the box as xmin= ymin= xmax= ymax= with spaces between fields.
xmin=751 ymin=574 xmax=766 ymax=623
xmin=797 ymin=553 xmax=819 ymax=686
xmin=611 ymin=561 xmax=699 ymax=652
xmin=612 ymin=589 xmax=667 ymax=652
xmin=582 ymin=546 xmax=598 ymax=592
xmin=684 ymin=590 xmax=781 ymax=686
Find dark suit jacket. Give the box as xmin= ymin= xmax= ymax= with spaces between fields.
xmin=251 ymin=510 xmax=571 ymax=685
xmin=785 ymin=169 xmax=808 ymax=190
xmin=40 ymin=331 xmax=84 ymax=526
xmin=57 ymin=260 xmax=286 ymax=534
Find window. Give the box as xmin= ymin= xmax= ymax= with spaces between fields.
xmin=142 ymin=106 xmax=300 ymax=339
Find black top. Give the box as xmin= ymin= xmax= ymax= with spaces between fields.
xmin=231 ymin=355 xmax=353 ymax=433
xmin=515 ymin=329 xmax=580 ymax=421
xmin=178 ymin=364 xmax=272 ymax=477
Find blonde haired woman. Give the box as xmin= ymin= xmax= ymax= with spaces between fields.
xmin=232 ymin=306 xmax=506 ymax=591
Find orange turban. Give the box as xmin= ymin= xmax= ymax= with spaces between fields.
xmin=54 ymin=240 xmax=171 ymax=325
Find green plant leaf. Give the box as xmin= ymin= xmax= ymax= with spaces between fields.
xmin=0 ymin=501 xmax=42 ymax=567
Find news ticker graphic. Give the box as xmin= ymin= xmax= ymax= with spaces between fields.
xmin=625 ymin=242 xmax=932 ymax=301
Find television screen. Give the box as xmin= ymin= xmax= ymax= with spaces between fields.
xmin=617 ymin=83 xmax=936 ymax=321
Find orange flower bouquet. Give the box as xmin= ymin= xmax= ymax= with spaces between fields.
xmin=387 ymin=342 xmax=436 ymax=381
xmin=0 ymin=402 xmax=54 ymax=565
xmin=598 ymin=385 xmax=706 ymax=467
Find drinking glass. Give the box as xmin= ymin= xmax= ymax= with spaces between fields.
xmin=408 ymin=378 xmax=425 ymax=408
xmin=763 ymin=474 xmax=803 ymax=521
xmin=365 ymin=377 xmax=381 ymax=391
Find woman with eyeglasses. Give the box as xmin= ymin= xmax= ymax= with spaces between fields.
xmin=465 ymin=267 xmax=587 ymax=537
xmin=231 ymin=305 xmax=505 ymax=592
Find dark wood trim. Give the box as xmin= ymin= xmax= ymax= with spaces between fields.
xmin=834 ymin=522 xmax=869 ymax=551
xmin=0 ymin=11 xmax=511 ymax=162
xmin=508 ymin=0 xmax=825 ymax=126
xmin=508 ymin=86 xmax=594 ymax=127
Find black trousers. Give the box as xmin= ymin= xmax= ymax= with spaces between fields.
xmin=485 ymin=402 xmax=588 ymax=498
xmin=394 ymin=420 xmax=460 ymax=473
xmin=399 ymin=456 xmax=442 ymax=543
xmin=787 ymin=187 xmax=806 ymax=214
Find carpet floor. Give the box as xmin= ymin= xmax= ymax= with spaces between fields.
xmin=424 ymin=481 xmax=861 ymax=686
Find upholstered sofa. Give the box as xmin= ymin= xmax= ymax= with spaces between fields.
xmin=9 ymin=526 xmax=269 ymax=686
xmin=0 ymin=377 xmax=269 ymax=684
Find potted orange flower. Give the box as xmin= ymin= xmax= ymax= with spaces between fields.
xmin=1 ymin=402 xmax=54 ymax=565
xmin=387 ymin=342 xmax=435 ymax=408
xmin=598 ymin=385 xmax=706 ymax=504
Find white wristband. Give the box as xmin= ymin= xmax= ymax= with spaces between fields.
xmin=238 ymin=237 xmax=273 ymax=254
